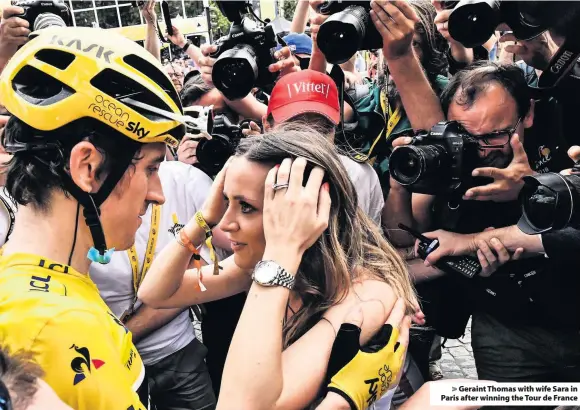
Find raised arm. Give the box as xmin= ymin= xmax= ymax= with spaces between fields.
xmin=142 ymin=0 xmax=160 ymax=61
xmin=370 ymin=0 xmax=445 ymax=131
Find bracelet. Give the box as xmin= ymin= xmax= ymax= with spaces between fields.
xmin=194 ymin=211 xmax=220 ymax=276
xmin=320 ymin=317 xmax=337 ymax=338
xmin=182 ymin=40 xmax=191 ymax=52
xmin=177 ymin=229 xmax=207 ymax=291
xmin=178 ymin=228 xmax=198 ymax=254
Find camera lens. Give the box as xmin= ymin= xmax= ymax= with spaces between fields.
xmin=196 ymin=134 xmax=235 ymax=176
xmin=448 ymin=0 xmax=501 ymax=48
xmin=522 ymin=185 xmax=558 ymax=232
xmin=317 ymin=5 xmax=368 ymax=64
xmin=389 ymin=144 xmax=449 ymax=186
xmin=518 ymin=173 xmax=580 ymax=234
xmin=34 ymin=13 xmax=67 ymax=30
xmin=212 ymin=44 xmax=258 ymax=100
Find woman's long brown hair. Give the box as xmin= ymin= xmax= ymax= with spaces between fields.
xmin=235 ymin=124 xmax=418 ymax=348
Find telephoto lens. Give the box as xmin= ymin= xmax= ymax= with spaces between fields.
xmin=317 ymin=5 xmax=370 ymax=64
xmin=389 ymin=144 xmax=451 ymax=189
xmin=447 ymin=0 xmax=501 ymax=48
xmin=517 ymin=173 xmax=580 ymax=234
xmin=212 ymin=44 xmax=259 ymax=100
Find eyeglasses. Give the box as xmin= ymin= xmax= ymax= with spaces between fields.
xmin=0 ymin=379 xmax=12 ymax=410
xmin=472 ymin=117 xmax=522 ymax=149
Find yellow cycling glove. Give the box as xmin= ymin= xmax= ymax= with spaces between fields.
xmin=326 ymin=323 xmax=406 ymax=410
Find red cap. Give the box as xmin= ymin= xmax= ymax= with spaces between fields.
xmin=267 ymin=70 xmax=340 ymax=125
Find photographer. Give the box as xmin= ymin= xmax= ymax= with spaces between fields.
xmin=394 ymin=62 xmax=580 ymax=387
xmin=432 ymin=1 xmax=497 ymax=74
xmin=196 ymin=43 xmax=298 ymax=121
xmin=310 ymin=0 xmax=449 ymax=198
xmin=0 ymin=5 xmax=30 ymax=73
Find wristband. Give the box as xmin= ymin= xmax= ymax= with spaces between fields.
xmin=182 ymin=40 xmax=191 ymax=52
xmin=177 ymin=230 xmax=207 ymax=292
xmin=194 ymin=211 xmax=219 ymax=276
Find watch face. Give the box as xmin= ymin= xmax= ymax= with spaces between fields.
xmin=254 ymin=261 xmax=278 ymax=284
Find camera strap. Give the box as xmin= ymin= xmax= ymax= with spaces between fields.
xmin=438 ymin=192 xmax=464 ymax=232
xmin=531 ymin=27 xmax=580 ymax=98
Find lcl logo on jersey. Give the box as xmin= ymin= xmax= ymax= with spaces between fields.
xmin=70 ymin=344 xmax=105 ymax=385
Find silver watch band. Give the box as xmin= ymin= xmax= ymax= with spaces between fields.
xmin=252 ymin=261 xmax=296 ymax=290
xmin=272 ymin=268 xmax=295 ymax=290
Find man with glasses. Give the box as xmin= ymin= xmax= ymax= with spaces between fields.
xmin=389 ymin=61 xmax=580 ymax=391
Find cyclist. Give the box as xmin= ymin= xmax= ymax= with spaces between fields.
xmin=0 ymin=26 xmax=185 ymax=410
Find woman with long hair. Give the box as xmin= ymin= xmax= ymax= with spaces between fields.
xmin=139 ymin=125 xmax=418 ymax=409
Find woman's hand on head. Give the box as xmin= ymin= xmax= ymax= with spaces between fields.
xmin=201 ymin=157 xmax=232 ymax=227
xmin=262 ymin=158 xmax=332 ymax=272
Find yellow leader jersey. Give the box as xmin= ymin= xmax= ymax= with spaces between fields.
xmin=0 ymin=253 xmax=146 ymax=410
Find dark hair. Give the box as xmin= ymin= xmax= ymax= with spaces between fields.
xmin=410 ymin=0 xmax=449 ymax=78
xmin=4 ymin=117 xmax=141 ymax=211
xmin=179 ymin=73 xmax=214 ymax=107
xmin=440 ymin=61 xmax=531 ymax=119
xmin=0 ymin=347 xmax=43 ymax=410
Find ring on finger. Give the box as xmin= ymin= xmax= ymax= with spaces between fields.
xmin=272 ymin=183 xmax=289 ymax=191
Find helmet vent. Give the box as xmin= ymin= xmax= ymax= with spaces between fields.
xmin=12 ymin=65 xmax=75 ymax=105
xmin=91 ymin=68 xmax=172 ymax=121
xmin=123 ymin=54 xmax=182 ymax=113
xmin=35 ymin=49 xmax=75 ymax=70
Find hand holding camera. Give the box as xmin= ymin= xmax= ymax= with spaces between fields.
xmin=167 ymin=24 xmax=187 ymax=49
xmin=177 ymin=133 xmax=210 ymax=166
xmin=0 ymin=6 xmax=30 ymax=60
xmin=463 ymin=134 xmax=534 ymax=202
xmin=369 ymin=0 xmax=419 ymax=62
xmin=499 ymin=32 xmax=558 ymax=71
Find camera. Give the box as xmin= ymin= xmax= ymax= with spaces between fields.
xmin=210 ymin=1 xmax=278 ymax=100
xmin=445 ymin=0 xmax=580 ymax=48
xmin=196 ymin=115 xmax=246 ymax=176
xmin=14 ymin=0 xmax=71 ymax=31
xmin=517 ymin=172 xmax=580 ymax=234
xmin=316 ymin=1 xmax=382 ymax=65
xmin=389 ymin=121 xmax=484 ymax=195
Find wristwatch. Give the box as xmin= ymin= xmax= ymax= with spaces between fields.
xmin=252 ymin=260 xmax=295 ymax=290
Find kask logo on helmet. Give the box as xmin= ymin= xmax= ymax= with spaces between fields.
xmin=49 ymin=35 xmax=114 ymax=63
xmin=89 ymin=95 xmax=150 ymax=138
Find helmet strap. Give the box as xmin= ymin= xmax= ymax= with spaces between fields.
xmin=60 ymin=144 xmax=140 ymax=264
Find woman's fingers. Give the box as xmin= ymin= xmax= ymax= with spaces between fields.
xmin=386 ymin=298 xmax=406 ymax=329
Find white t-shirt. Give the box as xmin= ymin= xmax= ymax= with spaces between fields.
xmin=0 ymin=188 xmax=16 ymax=246
xmin=339 ymin=155 xmax=384 ymax=226
xmin=90 ymin=161 xmax=214 ymax=366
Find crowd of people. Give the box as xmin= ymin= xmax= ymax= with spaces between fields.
xmin=0 ymin=0 xmax=579 ymax=409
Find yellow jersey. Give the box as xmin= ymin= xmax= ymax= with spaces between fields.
xmin=0 ymin=253 xmax=146 ymax=410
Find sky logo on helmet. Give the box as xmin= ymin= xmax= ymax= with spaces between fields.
xmin=50 ymin=35 xmax=114 ymax=63
xmin=126 ymin=121 xmax=150 ymax=139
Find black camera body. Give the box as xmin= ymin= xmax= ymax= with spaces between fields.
xmin=196 ymin=115 xmax=245 ymax=176
xmin=389 ymin=121 xmax=483 ymax=195
xmin=15 ymin=0 xmax=71 ymax=31
xmin=447 ymin=0 xmax=547 ymax=48
xmin=316 ymin=1 xmax=382 ymax=64
xmin=210 ymin=17 xmax=278 ymax=100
